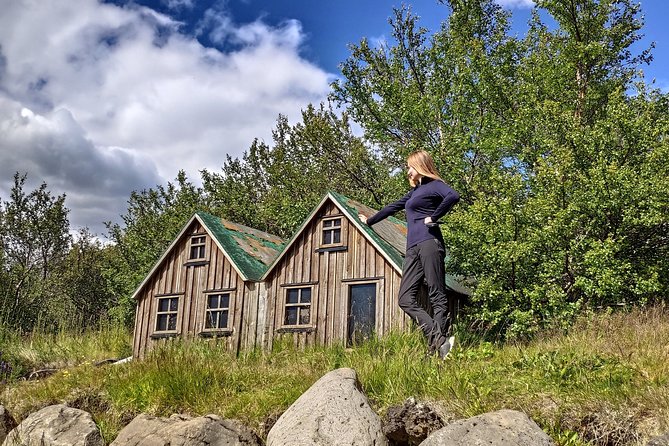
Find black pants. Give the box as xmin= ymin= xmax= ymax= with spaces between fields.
xmin=398 ymin=238 xmax=448 ymax=344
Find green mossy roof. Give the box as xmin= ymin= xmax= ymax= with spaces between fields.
xmin=196 ymin=211 xmax=285 ymax=281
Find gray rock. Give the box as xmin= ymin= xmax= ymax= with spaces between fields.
xmin=0 ymin=406 xmax=17 ymax=444
xmin=267 ymin=367 xmax=387 ymax=446
xmin=647 ymin=432 xmax=669 ymax=446
xmin=110 ymin=413 xmax=260 ymax=445
xmin=420 ymin=409 xmax=555 ymax=446
xmin=2 ymin=404 xmax=103 ymax=446
xmin=383 ymin=398 xmax=447 ymax=445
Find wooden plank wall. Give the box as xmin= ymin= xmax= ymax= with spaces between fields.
xmin=263 ymin=201 xmax=407 ymax=350
xmin=133 ymin=221 xmax=263 ymax=358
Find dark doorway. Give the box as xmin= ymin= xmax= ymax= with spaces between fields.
xmin=347 ymin=283 xmax=376 ymax=346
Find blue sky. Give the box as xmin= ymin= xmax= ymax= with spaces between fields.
xmin=0 ymin=0 xmax=667 ymax=237
xmin=129 ymin=0 xmax=669 ymax=86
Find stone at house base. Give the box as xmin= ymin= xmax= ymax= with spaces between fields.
xmin=266 ymin=367 xmax=387 ymax=446
xmin=420 ymin=409 xmax=555 ymax=446
xmin=109 ymin=413 xmax=260 ymax=446
xmin=383 ymin=397 xmax=449 ymax=445
xmin=2 ymin=404 xmax=103 ymax=446
xmin=0 ymin=406 xmax=17 ymax=444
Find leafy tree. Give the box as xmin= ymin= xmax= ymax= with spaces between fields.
xmin=203 ymin=104 xmax=397 ymax=238
xmin=106 ymin=0 xmax=669 ymax=338
xmin=56 ymin=228 xmax=118 ymax=327
xmin=332 ymin=0 xmax=669 ymax=337
xmin=0 ymin=173 xmax=70 ymax=331
xmin=332 ymin=2 xmax=520 ymax=199
xmin=105 ymin=171 xmax=207 ymax=325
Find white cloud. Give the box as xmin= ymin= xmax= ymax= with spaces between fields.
xmin=163 ymin=0 xmax=195 ymax=11
xmin=494 ymin=0 xmax=535 ymax=8
xmin=0 ymin=0 xmax=332 ymax=236
xmin=0 ymin=97 xmax=161 ymax=232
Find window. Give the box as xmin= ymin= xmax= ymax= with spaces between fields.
xmin=284 ymin=287 xmax=312 ymax=326
xmin=155 ymin=296 xmax=178 ymax=332
xmin=205 ymin=293 xmax=230 ymax=330
xmin=321 ymin=218 xmax=342 ymax=245
xmin=189 ymin=235 xmax=206 ymax=260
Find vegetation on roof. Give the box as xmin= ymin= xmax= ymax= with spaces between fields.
xmin=196 ymin=211 xmax=285 ymax=281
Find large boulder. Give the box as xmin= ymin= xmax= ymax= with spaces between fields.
xmin=267 ymin=368 xmax=387 ymax=446
xmin=420 ymin=409 xmax=555 ymax=446
xmin=110 ymin=413 xmax=260 ymax=446
xmin=383 ymin=398 xmax=450 ymax=445
xmin=0 ymin=406 xmax=17 ymax=444
xmin=2 ymin=404 xmax=103 ymax=446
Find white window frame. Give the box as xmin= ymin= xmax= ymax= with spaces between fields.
xmin=321 ymin=217 xmax=343 ymax=247
xmin=189 ymin=234 xmax=206 ymax=260
xmin=155 ymin=296 xmax=179 ymax=333
xmin=283 ymin=286 xmax=313 ymax=327
xmin=203 ymin=292 xmax=232 ymax=331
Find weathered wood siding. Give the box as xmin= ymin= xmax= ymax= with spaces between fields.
xmin=132 ymin=221 xmax=265 ymax=358
xmin=263 ymin=201 xmax=408 ymax=349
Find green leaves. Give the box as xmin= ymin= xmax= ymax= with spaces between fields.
xmin=0 ymin=173 xmax=71 ymax=330
xmin=333 ymin=0 xmax=669 ymax=338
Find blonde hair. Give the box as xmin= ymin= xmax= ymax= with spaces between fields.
xmin=407 ymin=150 xmax=442 ymax=187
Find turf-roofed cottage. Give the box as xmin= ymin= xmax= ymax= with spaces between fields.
xmin=131 ymin=192 xmax=470 ymax=358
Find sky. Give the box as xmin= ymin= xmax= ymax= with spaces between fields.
xmin=1 ymin=0 xmax=668 ymax=239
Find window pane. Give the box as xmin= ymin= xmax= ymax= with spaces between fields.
xmin=323 ymin=220 xmax=332 ymax=228
xmin=218 ymin=311 xmax=228 ymax=328
xmin=287 ymin=289 xmax=299 ymax=304
xmin=221 ymin=294 xmax=230 ymax=308
xmin=158 ymin=299 xmax=170 ymax=312
xmin=323 ymin=230 xmax=332 ymax=245
xmin=167 ymin=314 xmax=177 ymax=331
xmin=332 ymin=218 xmax=341 ymax=227
xmin=156 ymin=314 xmax=167 ymax=331
xmin=205 ymin=311 xmax=216 ymax=329
xmin=190 ymin=246 xmax=199 ymax=259
xmin=299 ymin=306 xmax=310 ymax=325
xmin=208 ymin=295 xmax=218 ymax=309
xmin=333 ymin=228 xmax=341 ymax=244
xmin=300 ymin=288 xmax=311 ymax=303
xmin=284 ymin=307 xmax=297 ymax=325
xmin=169 ymin=298 xmax=178 ymax=311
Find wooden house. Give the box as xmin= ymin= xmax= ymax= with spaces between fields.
xmin=131 ymin=192 xmax=470 ymax=358
xmin=130 ymin=212 xmax=286 ymax=358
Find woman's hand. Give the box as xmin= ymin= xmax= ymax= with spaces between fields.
xmin=424 ymin=216 xmax=433 ymax=225
xmin=359 ymin=214 xmax=368 ymax=224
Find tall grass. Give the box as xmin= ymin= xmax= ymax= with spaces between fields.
xmin=1 ymin=305 xmax=668 ymax=445
xmin=0 ymin=320 xmax=131 ymax=379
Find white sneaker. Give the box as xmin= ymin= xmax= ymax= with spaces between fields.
xmin=438 ymin=336 xmax=455 ymax=359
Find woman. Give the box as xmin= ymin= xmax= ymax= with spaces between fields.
xmin=359 ymin=150 xmax=459 ymax=358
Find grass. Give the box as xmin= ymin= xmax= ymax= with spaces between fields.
xmin=1 ymin=305 xmax=668 ymax=445
xmin=0 ymin=320 xmax=131 ymax=378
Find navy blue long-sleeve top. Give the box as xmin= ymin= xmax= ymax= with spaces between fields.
xmin=366 ymin=177 xmax=459 ymax=249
